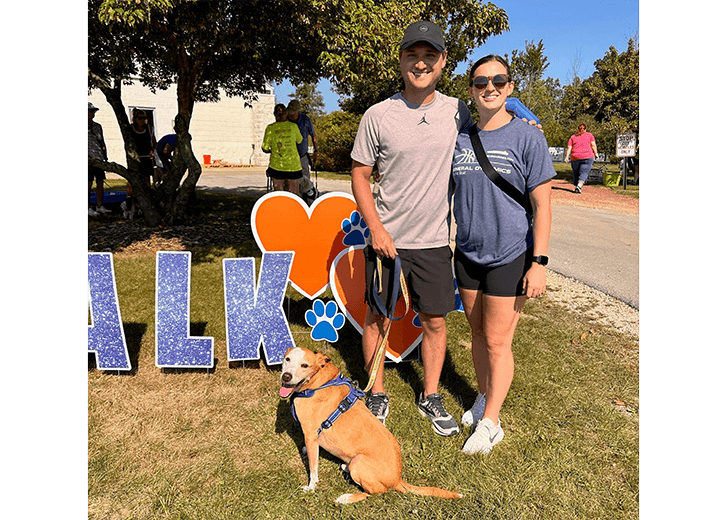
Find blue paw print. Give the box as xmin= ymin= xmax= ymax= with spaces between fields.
xmin=305 ymin=299 xmax=346 ymax=342
xmin=342 ymin=210 xmax=369 ymax=246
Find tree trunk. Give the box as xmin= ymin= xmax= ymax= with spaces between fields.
xmin=90 ymin=73 xmax=163 ymax=227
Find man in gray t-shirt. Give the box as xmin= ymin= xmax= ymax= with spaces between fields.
xmin=350 ymin=21 xmax=472 ymax=437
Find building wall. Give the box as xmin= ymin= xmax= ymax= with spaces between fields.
xmin=88 ymin=81 xmax=277 ymax=167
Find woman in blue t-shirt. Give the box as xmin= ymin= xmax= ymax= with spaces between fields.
xmin=452 ymin=55 xmax=555 ymax=455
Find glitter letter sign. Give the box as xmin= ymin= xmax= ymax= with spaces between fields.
xmin=223 ymin=252 xmax=295 ymax=365
xmin=155 ymin=251 xmax=215 ymax=368
xmin=88 ymin=253 xmax=131 ymax=370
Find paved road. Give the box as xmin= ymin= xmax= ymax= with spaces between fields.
xmin=195 ymin=168 xmax=639 ymax=308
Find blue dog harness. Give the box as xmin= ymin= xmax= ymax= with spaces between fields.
xmin=291 ymin=373 xmax=365 ymax=435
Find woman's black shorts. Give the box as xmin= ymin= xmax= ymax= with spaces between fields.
xmin=454 ymin=247 xmax=533 ymax=297
xmin=267 ymin=167 xmax=302 ymax=181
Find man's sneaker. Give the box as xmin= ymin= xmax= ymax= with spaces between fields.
xmin=88 ymin=207 xmax=99 ymax=217
xmin=96 ymin=205 xmax=112 ymax=214
xmin=366 ymin=393 xmax=389 ymax=425
xmin=575 ymin=185 xmax=582 ymax=194
xmin=461 ymin=392 xmax=486 ymax=427
xmin=417 ymin=393 xmax=460 ymax=437
xmin=462 ymin=417 xmax=504 ymax=454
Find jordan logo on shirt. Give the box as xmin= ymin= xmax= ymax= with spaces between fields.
xmin=418 ymin=114 xmax=429 ymax=125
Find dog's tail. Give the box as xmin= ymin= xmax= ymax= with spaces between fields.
xmin=395 ymin=480 xmax=462 ymax=499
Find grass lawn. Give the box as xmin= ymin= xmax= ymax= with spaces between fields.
xmin=88 ymin=188 xmax=638 ymax=519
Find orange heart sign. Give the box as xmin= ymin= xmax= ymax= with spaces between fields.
xmin=330 ymin=245 xmax=423 ymax=362
xmin=252 ymin=192 xmax=358 ymax=299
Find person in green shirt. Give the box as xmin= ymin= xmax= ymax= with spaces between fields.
xmin=262 ymin=103 xmax=303 ymax=194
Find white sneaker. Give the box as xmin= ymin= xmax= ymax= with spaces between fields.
xmin=462 ymin=417 xmax=503 ymax=455
xmin=88 ymin=207 xmax=99 ymax=217
xmin=461 ymin=392 xmax=486 ymax=427
xmin=96 ymin=206 xmax=112 ymax=214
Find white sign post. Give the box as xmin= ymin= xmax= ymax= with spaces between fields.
xmin=616 ymin=133 xmax=637 ymax=189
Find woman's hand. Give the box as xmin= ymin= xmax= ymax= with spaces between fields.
xmin=523 ymin=263 xmax=547 ymax=298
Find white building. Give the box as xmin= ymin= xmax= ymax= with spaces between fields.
xmin=88 ymin=79 xmax=278 ymax=167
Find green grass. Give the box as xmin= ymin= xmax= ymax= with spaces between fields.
xmin=88 ymin=189 xmax=638 ymax=519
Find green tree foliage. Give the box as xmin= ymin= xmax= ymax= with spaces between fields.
xmin=323 ymin=0 xmax=509 ymax=113
xmin=579 ymin=37 xmax=639 ymax=132
xmin=88 ymin=0 xmax=510 ymax=223
xmin=290 ymin=83 xmax=327 ymax=119
xmin=314 ymin=111 xmax=363 ymax=173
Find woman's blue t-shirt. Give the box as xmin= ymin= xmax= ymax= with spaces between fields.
xmin=451 ymin=117 xmax=556 ymax=267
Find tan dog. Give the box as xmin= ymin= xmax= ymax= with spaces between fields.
xmin=279 ymin=346 xmax=462 ymax=504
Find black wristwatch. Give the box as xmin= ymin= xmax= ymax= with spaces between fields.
xmin=532 ymin=255 xmax=549 ymax=266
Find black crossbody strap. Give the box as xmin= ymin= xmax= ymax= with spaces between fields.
xmin=468 ymin=124 xmax=532 ymax=214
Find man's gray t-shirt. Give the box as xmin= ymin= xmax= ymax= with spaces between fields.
xmin=351 ymin=92 xmax=472 ymax=249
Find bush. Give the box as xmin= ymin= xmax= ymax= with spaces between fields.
xmin=314 ymin=111 xmax=362 ymax=173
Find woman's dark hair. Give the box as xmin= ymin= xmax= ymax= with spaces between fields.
xmin=274 ymin=103 xmax=286 ymax=115
xmin=469 ymin=54 xmax=511 ymax=82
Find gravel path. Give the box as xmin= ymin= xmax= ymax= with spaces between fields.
xmin=545 ymin=270 xmax=639 ymax=339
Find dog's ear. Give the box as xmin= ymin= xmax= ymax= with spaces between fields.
xmin=315 ymin=353 xmax=331 ymax=368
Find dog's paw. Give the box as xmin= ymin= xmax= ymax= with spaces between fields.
xmin=302 ymin=482 xmax=317 ymax=493
xmin=341 ymin=210 xmax=369 ymax=246
xmin=305 ymin=300 xmax=345 ymax=342
xmin=335 ymin=492 xmax=369 ymax=505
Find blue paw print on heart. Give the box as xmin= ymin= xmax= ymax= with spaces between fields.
xmin=341 ymin=210 xmax=369 ymax=246
xmin=306 ymin=299 xmax=346 ymax=342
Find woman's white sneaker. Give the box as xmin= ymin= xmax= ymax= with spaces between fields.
xmin=462 ymin=417 xmax=503 ymax=454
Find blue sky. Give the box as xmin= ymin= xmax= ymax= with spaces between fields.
xmin=274 ymin=0 xmax=639 ymax=113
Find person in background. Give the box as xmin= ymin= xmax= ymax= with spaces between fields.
xmin=122 ymin=108 xmax=157 ymax=219
xmin=452 ymin=54 xmax=555 ymax=455
xmin=88 ymin=102 xmax=111 ymax=216
xmin=287 ymin=99 xmax=319 ymax=204
xmin=262 ymin=103 xmax=303 ymax=193
xmin=155 ymin=133 xmax=177 ymax=178
xmin=564 ymin=123 xmax=598 ymax=194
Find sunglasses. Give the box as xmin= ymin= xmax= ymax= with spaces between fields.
xmin=470 ymin=74 xmax=510 ymax=90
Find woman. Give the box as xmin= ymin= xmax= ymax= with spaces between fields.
xmin=452 ymin=55 xmax=555 ymax=454
xmin=261 ymin=103 xmax=303 ymax=194
xmin=565 ymin=123 xmax=598 ymax=193
xmin=122 ymin=108 xmax=157 ymax=219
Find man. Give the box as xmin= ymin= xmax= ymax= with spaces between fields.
xmin=350 ymin=21 xmax=473 ymax=436
xmin=88 ymin=102 xmax=111 ymax=216
xmin=286 ymin=99 xmax=319 ymax=204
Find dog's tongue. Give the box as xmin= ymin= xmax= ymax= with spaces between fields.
xmin=280 ymin=386 xmax=294 ymax=398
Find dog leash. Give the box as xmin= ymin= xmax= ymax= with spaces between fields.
xmin=363 ymin=254 xmax=409 ymax=393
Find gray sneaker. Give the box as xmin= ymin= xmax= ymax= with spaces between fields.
xmin=366 ymin=393 xmax=389 ymax=425
xmin=461 ymin=392 xmax=487 ymax=427
xmin=417 ymin=393 xmax=460 ymax=436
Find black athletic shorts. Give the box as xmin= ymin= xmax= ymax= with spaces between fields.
xmin=88 ymin=165 xmax=105 ymax=184
xmin=454 ymin=247 xmax=533 ymax=297
xmin=266 ymin=167 xmax=302 ymax=181
xmin=364 ymin=245 xmax=455 ymax=316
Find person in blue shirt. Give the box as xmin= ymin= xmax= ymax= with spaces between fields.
xmin=452 ymin=55 xmax=555 ymax=455
xmin=287 ymin=99 xmax=319 ymax=203
xmin=155 ymin=133 xmax=176 ymax=176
